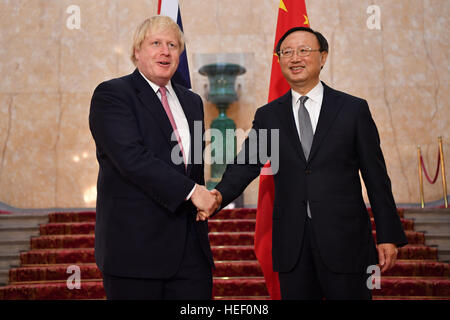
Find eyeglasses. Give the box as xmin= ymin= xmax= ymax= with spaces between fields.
xmin=278 ymin=46 xmax=321 ymax=58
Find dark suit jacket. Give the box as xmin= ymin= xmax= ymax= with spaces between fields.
xmin=215 ymin=82 xmax=408 ymax=274
xmin=89 ymin=69 xmax=213 ymax=279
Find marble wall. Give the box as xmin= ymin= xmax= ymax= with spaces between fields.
xmin=0 ymin=0 xmax=448 ymax=208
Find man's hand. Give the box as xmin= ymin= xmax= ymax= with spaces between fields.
xmin=377 ymin=243 xmax=398 ymax=273
xmin=191 ymin=185 xmax=220 ymax=220
xmin=196 ymin=189 xmax=222 ymax=221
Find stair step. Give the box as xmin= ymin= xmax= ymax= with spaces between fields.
xmin=48 ymin=212 xmax=96 ymax=223
xmin=19 ymin=246 xmax=258 ymax=265
xmin=18 ymin=244 xmax=438 ymax=266
xmin=398 ymin=231 xmax=425 ymax=245
xmin=212 ymin=277 xmax=268 ymax=297
xmin=214 ymin=261 xmax=262 ymax=277
xmin=438 ymin=250 xmax=450 ymax=263
xmin=212 ymin=246 xmax=257 ymax=261
xmin=414 ymin=221 xmax=450 ymax=234
xmin=1 ymin=276 xmax=449 ymax=299
xmin=38 ymin=217 xmax=416 ymax=235
xmin=209 ymin=232 xmax=254 ymax=246
xmin=9 ymin=264 xmax=102 ymax=283
xmin=20 ymin=246 xmax=258 ymax=265
xmin=44 ymin=208 xmax=406 ymax=223
xmin=28 ymin=229 xmax=426 ymax=250
xmin=0 ymin=281 xmax=106 ymax=300
xmin=0 ymin=226 xmax=40 ymax=241
xmin=21 ymin=248 xmax=96 ymax=265
xmin=46 ymin=209 xmax=259 ymax=223
xmin=424 ymin=234 xmax=450 ymax=248
xmin=0 ymin=254 xmax=21 ymax=270
xmin=0 ymin=268 xmax=10 ymax=286
xmin=0 ymin=240 xmax=30 ymax=254
xmin=0 ymin=278 xmax=267 ymax=299
xmin=28 ymin=233 xmax=258 ymax=249
xmin=8 ymin=259 xmax=450 ymax=284
xmin=376 ymin=277 xmax=450 ymax=297
xmin=211 ymin=276 xmax=450 ymax=297
xmin=40 ymin=223 xmax=95 ymax=235
xmin=40 ymin=220 xmax=258 ymax=235
xmin=9 ymin=261 xmax=263 ymax=283
xmin=210 ymin=220 xmax=256 ymax=232
xmin=30 ymin=235 xmax=95 ymax=249
xmin=397 ymin=245 xmax=438 ymax=260
xmin=403 ymin=208 xmax=450 ymax=221
xmin=0 ymin=213 xmax=49 ymax=228
xmin=382 ymin=260 xmax=450 ymax=277
xmin=212 ymin=209 xmax=257 ymax=220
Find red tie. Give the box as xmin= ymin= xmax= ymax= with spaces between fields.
xmin=159 ymin=86 xmax=187 ymax=169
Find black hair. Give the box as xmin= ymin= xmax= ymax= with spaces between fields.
xmin=275 ymin=27 xmax=329 ymax=54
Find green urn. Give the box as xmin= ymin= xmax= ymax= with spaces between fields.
xmin=199 ymin=63 xmax=246 ymax=190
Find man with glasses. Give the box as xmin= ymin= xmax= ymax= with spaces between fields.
xmin=203 ymin=27 xmax=408 ymax=299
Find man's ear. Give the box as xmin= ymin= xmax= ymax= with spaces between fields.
xmin=320 ymin=51 xmax=328 ymax=69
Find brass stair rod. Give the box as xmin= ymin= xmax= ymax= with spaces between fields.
xmin=438 ymin=137 xmax=448 ymax=208
xmin=418 ymin=145 xmax=425 ymax=208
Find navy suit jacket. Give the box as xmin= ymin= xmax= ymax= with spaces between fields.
xmin=216 ymin=82 xmax=408 ymax=274
xmin=89 ymin=69 xmax=213 ymax=279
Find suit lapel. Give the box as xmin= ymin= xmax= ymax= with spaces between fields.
xmin=308 ymin=82 xmax=344 ymax=162
xmin=276 ymin=90 xmax=307 ymax=163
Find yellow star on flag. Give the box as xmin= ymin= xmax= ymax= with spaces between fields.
xmin=303 ymin=14 xmax=309 ymax=25
xmin=279 ymin=0 xmax=287 ymax=12
xmin=274 ymin=52 xmax=280 ymax=63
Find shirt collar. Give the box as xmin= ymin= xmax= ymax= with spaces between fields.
xmin=291 ymin=81 xmax=324 ymax=104
xmin=139 ymin=70 xmax=175 ymax=97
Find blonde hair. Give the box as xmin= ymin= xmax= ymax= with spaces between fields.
xmin=130 ymin=15 xmax=185 ymax=66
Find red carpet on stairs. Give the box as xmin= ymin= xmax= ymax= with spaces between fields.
xmin=0 ymin=208 xmax=449 ymax=300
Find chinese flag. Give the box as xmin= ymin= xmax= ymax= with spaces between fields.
xmin=254 ymin=0 xmax=310 ymax=300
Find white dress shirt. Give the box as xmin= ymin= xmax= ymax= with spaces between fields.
xmin=139 ymin=71 xmax=196 ymax=199
xmin=291 ymin=81 xmax=324 ymax=139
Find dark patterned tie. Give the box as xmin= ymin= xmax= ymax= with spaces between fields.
xmin=298 ymin=96 xmax=313 ymax=160
xmin=298 ymin=96 xmax=313 ymax=218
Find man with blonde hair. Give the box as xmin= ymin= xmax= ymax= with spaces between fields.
xmin=89 ymin=15 xmax=218 ymax=299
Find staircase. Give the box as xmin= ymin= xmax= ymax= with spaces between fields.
xmin=0 ymin=212 xmax=49 ymax=286
xmin=403 ymin=208 xmax=450 ymax=262
xmin=0 ymin=208 xmax=449 ymax=300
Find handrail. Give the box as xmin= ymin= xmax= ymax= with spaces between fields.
xmin=417 ymin=137 xmax=448 ymax=208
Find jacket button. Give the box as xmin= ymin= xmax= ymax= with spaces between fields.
xmin=305 ymin=169 xmax=312 ymax=174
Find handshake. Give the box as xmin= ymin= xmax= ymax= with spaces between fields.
xmin=190 ymin=184 xmax=222 ymax=221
